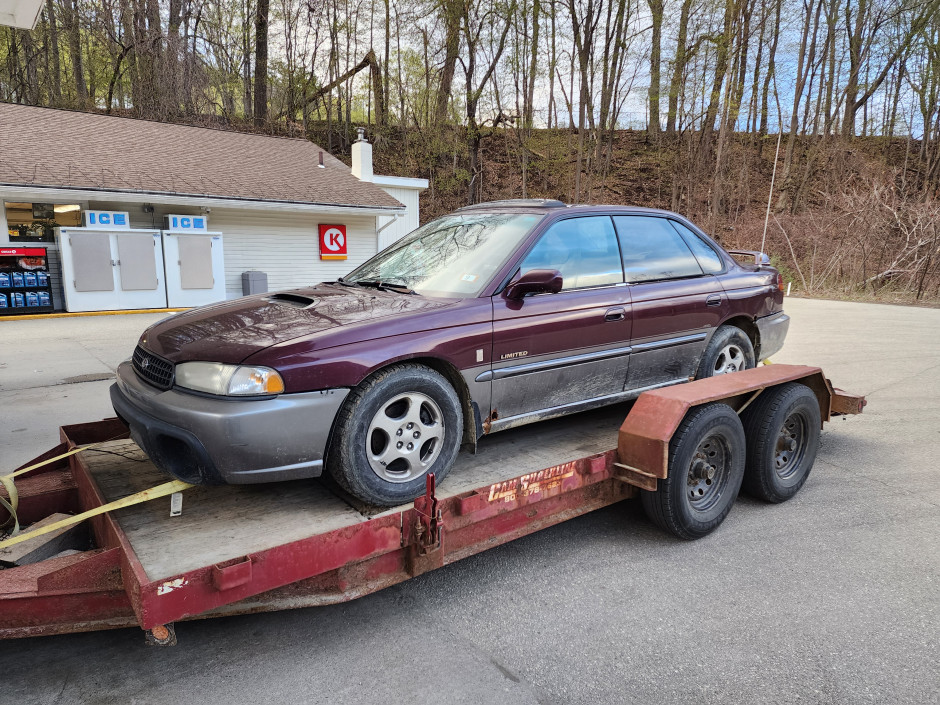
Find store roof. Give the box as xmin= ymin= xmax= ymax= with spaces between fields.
xmin=0 ymin=103 xmax=404 ymax=211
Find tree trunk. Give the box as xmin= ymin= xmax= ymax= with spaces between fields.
xmin=44 ymin=0 xmax=62 ymax=104
xmin=242 ymin=0 xmax=253 ymax=119
xmin=701 ymin=0 xmax=733 ymax=146
xmin=435 ymin=0 xmax=461 ymax=125
xmin=759 ymin=0 xmax=781 ymax=136
xmin=66 ymin=0 xmax=87 ymax=105
xmin=253 ymin=0 xmax=269 ymax=126
xmin=666 ymin=0 xmax=693 ymax=135
xmin=525 ymin=0 xmax=541 ymax=128
xmin=647 ymin=0 xmax=664 ymax=134
xmin=777 ymin=0 xmax=822 ymax=212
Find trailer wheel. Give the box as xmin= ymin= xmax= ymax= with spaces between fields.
xmin=641 ymin=403 xmax=746 ymax=540
xmin=327 ymin=363 xmax=463 ymax=506
xmin=741 ymin=383 xmax=820 ymax=503
xmin=696 ymin=325 xmax=755 ymax=378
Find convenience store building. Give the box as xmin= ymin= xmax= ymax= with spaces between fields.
xmin=0 ymin=103 xmax=427 ymax=314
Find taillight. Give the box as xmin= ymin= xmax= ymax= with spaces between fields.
xmin=777 ymin=271 xmax=784 ymax=292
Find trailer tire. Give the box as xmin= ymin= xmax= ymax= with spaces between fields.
xmin=327 ymin=363 xmax=463 ymax=506
xmin=696 ymin=325 xmax=755 ymax=378
xmin=641 ymin=403 xmax=746 ymax=540
xmin=741 ymin=383 xmax=820 ymax=503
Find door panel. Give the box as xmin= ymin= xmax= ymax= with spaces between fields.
xmin=626 ymin=277 xmax=725 ymax=389
xmin=489 ymin=215 xmax=631 ymax=421
xmin=612 ymin=215 xmax=726 ymax=390
xmin=178 ymin=236 xmax=214 ymax=289
xmin=117 ymin=234 xmax=158 ymax=291
xmin=491 ymin=287 xmax=633 ymax=420
xmin=70 ymin=232 xmax=114 ymax=292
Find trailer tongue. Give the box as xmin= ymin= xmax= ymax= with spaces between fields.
xmin=0 ymin=364 xmax=864 ymax=642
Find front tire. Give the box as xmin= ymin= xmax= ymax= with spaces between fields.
xmin=641 ymin=403 xmax=747 ymax=540
xmin=697 ymin=325 xmax=756 ymax=378
xmin=327 ymin=364 xmax=463 ymax=506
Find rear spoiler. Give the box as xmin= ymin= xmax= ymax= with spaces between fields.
xmin=728 ymin=250 xmax=771 ymax=266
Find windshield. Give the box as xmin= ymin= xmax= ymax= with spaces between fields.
xmin=344 ymin=212 xmax=544 ymax=298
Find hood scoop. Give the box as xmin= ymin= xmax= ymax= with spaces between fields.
xmin=267 ymin=292 xmax=319 ymax=308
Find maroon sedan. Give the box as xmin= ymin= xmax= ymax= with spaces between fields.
xmin=111 ymin=200 xmax=788 ymax=505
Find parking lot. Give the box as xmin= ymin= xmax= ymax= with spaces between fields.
xmin=1 ymin=297 xmax=938 ymax=704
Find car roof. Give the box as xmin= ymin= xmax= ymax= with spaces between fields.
xmin=456 ymin=199 xmax=686 ymax=220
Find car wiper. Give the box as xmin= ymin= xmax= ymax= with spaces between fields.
xmin=334 ymin=278 xmax=360 ymax=287
xmin=352 ymin=279 xmax=418 ymax=295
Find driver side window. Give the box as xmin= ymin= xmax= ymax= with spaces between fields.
xmin=520 ymin=217 xmax=623 ymax=290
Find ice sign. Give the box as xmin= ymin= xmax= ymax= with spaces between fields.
xmin=85 ymin=210 xmax=130 ymax=228
xmin=166 ymin=214 xmax=209 ymax=232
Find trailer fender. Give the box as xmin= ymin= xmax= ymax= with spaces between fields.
xmin=617 ymin=364 xmax=865 ymax=484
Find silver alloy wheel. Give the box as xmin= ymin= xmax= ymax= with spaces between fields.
xmin=713 ymin=344 xmax=746 ymax=375
xmin=366 ymin=392 xmax=445 ymax=483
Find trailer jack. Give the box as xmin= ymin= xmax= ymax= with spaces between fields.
xmin=406 ymin=473 xmax=443 ymax=576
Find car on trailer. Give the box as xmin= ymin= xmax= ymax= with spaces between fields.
xmin=1 ymin=365 xmax=864 ymax=642
xmin=110 ymin=199 xmax=790 ymax=507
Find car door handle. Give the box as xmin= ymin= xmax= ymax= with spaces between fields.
xmin=605 ymin=307 xmax=626 ymax=321
xmin=706 ymin=295 xmax=722 ymax=307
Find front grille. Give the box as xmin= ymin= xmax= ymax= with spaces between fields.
xmin=133 ymin=345 xmax=175 ymax=390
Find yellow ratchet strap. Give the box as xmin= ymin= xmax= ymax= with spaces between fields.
xmin=0 ymin=479 xmax=193 ymax=551
xmin=0 ymin=442 xmax=194 ymax=550
xmin=0 ymin=443 xmax=109 ymax=535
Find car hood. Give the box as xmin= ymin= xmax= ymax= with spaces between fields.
xmin=140 ymin=284 xmax=454 ymax=364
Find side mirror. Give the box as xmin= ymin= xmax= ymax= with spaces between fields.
xmin=505 ymin=269 xmax=563 ymax=299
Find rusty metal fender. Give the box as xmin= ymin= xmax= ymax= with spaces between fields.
xmin=617 ymin=364 xmax=866 ymax=482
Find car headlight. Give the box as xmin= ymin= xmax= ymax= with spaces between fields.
xmin=175 ymin=362 xmax=285 ymax=396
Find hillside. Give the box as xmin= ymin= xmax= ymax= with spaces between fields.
xmin=342 ymin=126 xmax=939 ymax=305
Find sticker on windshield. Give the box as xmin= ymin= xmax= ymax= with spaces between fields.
xmin=461 ymin=274 xmax=478 ymax=282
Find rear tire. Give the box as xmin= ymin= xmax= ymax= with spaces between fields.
xmin=327 ymin=364 xmax=462 ymax=506
xmin=697 ymin=325 xmax=756 ymax=378
xmin=641 ymin=403 xmax=746 ymax=540
xmin=741 ymin=383 xmax=821 ymax=503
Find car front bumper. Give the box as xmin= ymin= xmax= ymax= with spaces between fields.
xmin=756 ymin=311 xmax=790 ymax=360
xmin=111 ymin=360 xmax=349 ymax=484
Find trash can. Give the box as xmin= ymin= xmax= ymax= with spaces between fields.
xmin=241 ymin=271 xmax=268 ymax=295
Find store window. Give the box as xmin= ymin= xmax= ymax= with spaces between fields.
xmin=5 ymin=202 xmax=82 ymax=243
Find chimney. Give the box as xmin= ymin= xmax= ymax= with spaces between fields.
xmin=350 ymin=127 xmax=373 ymax=182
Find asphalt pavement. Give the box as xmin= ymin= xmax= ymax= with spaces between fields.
xmin=1 ymin=298 xmax=938 ymax=704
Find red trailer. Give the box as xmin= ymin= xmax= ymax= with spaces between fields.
xmin=0 ymin=365 xmax=864 ymax=644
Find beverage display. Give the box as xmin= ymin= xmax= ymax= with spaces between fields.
xmin=0 ymin=246 xmax=54 ymax=315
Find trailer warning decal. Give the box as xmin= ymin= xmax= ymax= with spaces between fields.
xmin=487 ymin=463 xmax=576 ymax=503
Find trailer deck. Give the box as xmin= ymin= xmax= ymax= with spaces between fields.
xmin=87 ymin=401 xmax=630 ymax=583
xmin=0 ymin=364 xmax=865 ymax=641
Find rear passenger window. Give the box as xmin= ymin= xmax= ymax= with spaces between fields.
xmin=613 ymin=216 xmax=704 ymax=283
xmin=520 ymin=216 xmax=623 ymax=290
xmin=669 ymin=220 xmax=724 ymax=274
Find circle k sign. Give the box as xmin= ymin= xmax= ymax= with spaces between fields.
xmin=319 ymin=224 xmax=348 ymax=260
